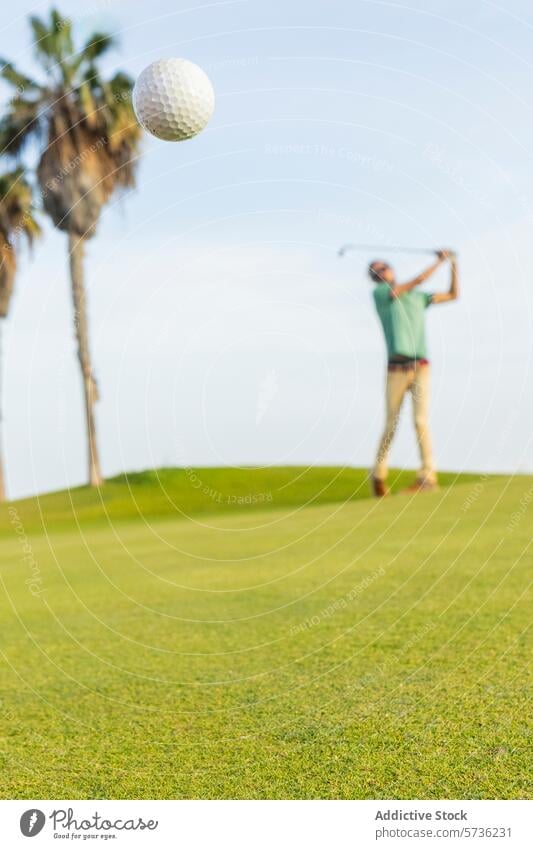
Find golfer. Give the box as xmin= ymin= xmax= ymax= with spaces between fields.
xmin=369 ymin=250 xmax=459 ymax=496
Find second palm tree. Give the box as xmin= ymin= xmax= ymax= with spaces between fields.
xmin=0 ymin=169 xmax=40 ymax=501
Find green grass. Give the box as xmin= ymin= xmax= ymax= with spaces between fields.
xmin=2 ymin=466 xmax=484 ymax=533
xmin=0 ymin=467 xmax=530 ymax=799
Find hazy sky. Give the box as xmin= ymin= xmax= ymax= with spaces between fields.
xmin=2 ymin=0 xmax=533 ymax=498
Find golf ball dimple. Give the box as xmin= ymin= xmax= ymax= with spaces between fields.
xmin=133 ymin=58 xmax=215 ymax=142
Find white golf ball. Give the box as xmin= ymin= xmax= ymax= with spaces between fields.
xmin=133 ymin=58 xmax=215 ymax=142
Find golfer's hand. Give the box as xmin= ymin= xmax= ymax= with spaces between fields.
xmin=435 ymin=249 xmax=454 ymax=261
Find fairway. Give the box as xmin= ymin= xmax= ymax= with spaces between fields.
xmin=0 ymin=468 xmax=530 ymax=799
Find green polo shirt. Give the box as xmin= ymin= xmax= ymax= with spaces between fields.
xmin=373 ymin=284 xmax=433 ymax=360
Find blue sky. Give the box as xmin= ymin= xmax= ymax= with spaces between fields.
xmin=2 ymin=0 xmax=533 ymax=497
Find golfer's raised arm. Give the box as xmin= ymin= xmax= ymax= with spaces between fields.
xmin=431 ymin=253 xmax=459 ymax=304
xmin=389 ymin=252 xmax=446 ymax=298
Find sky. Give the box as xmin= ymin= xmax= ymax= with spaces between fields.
xmin=1 ymin=0 xmax=533 ymax=498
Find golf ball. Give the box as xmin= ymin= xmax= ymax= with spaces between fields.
xmin=132 ymin=58 xmax=215 ymax=142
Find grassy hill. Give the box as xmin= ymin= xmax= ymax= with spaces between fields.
xmin=0 ymin=465 xmax=485 ymax=533
xmin=0 ymin=467 xmax=530 ymax=799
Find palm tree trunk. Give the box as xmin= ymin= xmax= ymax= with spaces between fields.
xmin=68 ymin=233 xmax=103 ymax=487
xmin=0 ymin=319 xmax=6 ymax=502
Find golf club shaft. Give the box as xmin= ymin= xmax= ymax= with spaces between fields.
xmin=338 ymin=243 xmax=454 ymax=257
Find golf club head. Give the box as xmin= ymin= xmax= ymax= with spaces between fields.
xmin=337 ymin=244 xmax=353 ymax=257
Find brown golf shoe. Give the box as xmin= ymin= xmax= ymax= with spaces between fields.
xmin=371 ymin=476 xmax=390 ymax=497
xmin=402 ymin=478 xmax=439 ymax=494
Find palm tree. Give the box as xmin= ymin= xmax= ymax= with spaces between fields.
xmin=0 ymin=9 xmax=142 ymax=486
xmin=0 ymin=168 xmax=40 ymax=501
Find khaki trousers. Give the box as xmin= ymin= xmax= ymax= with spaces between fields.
xmin=373 ymin=364 xmax=436 ymax=484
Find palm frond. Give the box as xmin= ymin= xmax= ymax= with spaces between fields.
xmin=0 ymin=59 xmax=40 ymax=92
xmin=0 ymin=167 xmax=41 ymax=315
xmin=0 ymin=167 xmax=40 ymax=227
xmin=0 ymin=98 xmax=45 ymax=157
xmin=51 ymin=9 xmax=73 ymax=53
xmin=76 ymin=81 xmax=99 ymax=129
xmin=81 ymin=32 xmax=116 ymax=63
xmin=30 ymin=9 xmax=76 ymax=86
xmin=29 ymin=15 xmax=59 ymax=65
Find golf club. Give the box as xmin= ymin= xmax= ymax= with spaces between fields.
xmin=338 ymin=243 xmax=457 ymax=258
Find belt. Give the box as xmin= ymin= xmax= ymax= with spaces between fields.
xmin=388 ymin=358 xmax=429 ymax=372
